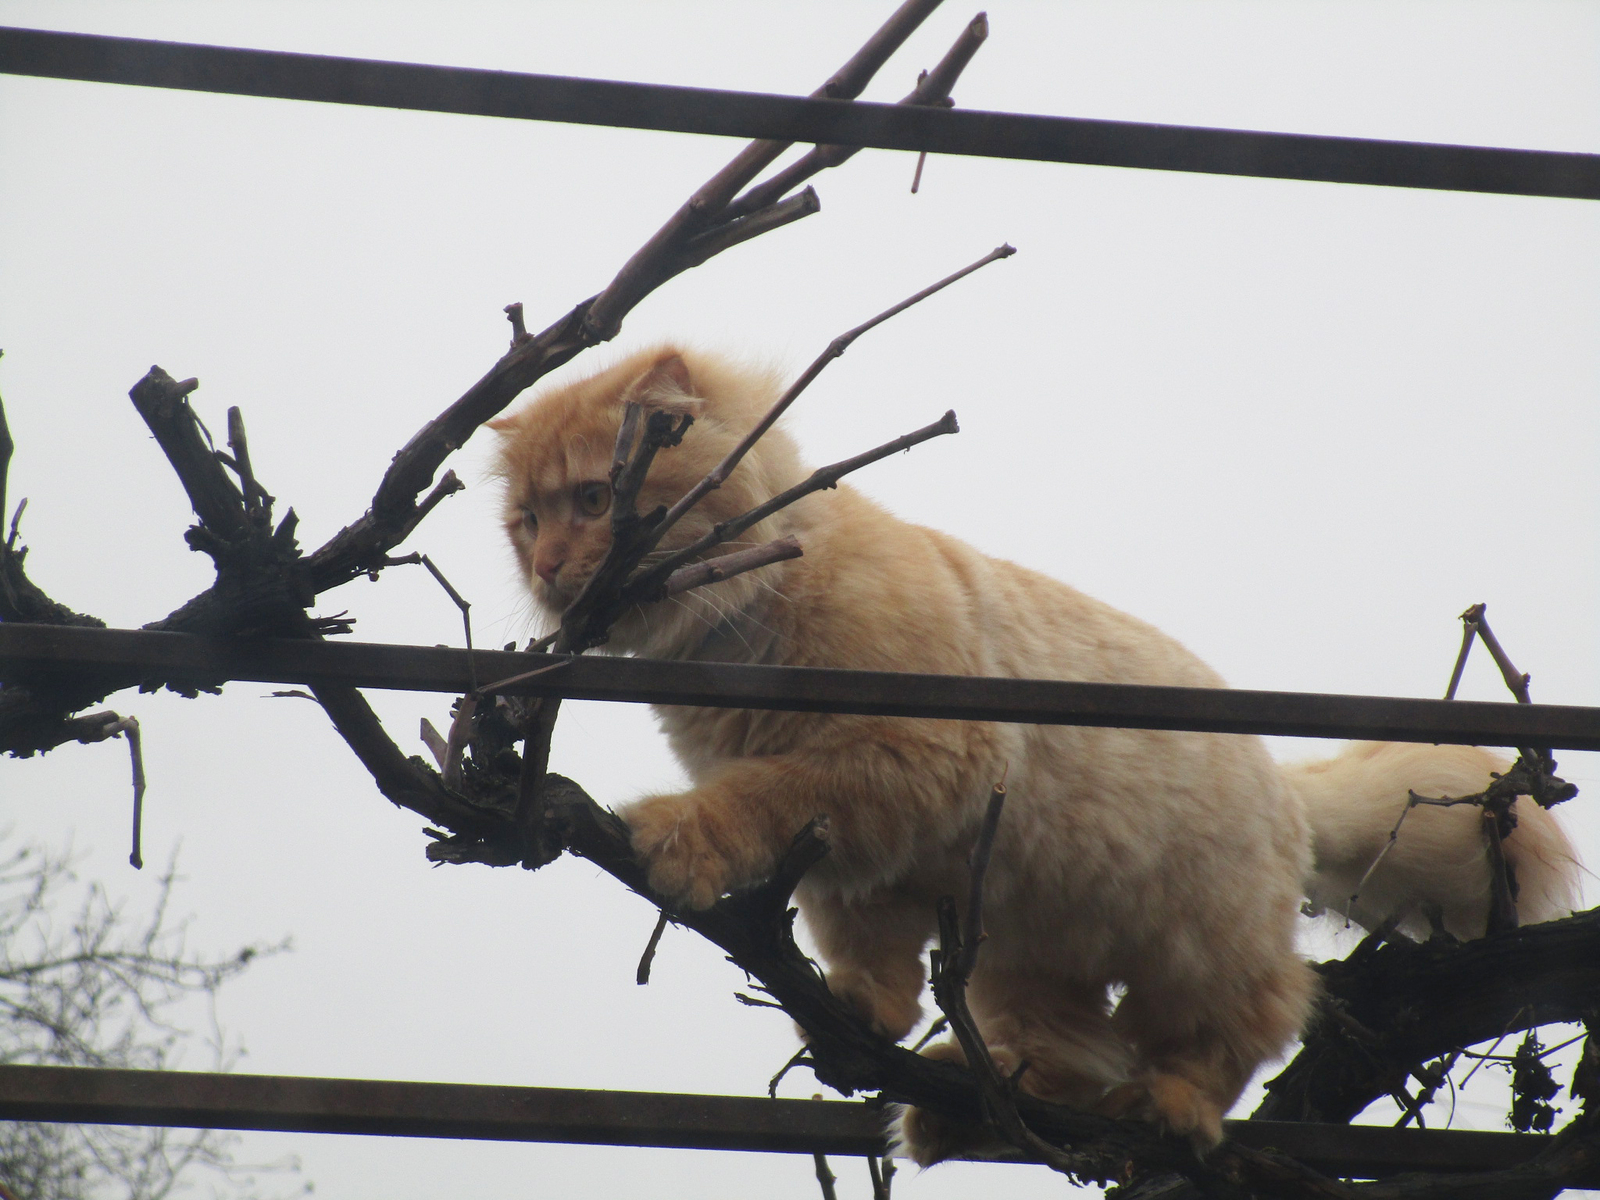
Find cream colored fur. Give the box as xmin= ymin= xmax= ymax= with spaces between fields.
xmin=488 ymin=346 xmax=1578 ymax=1162
xmin=1295 ymin=741 xmax=1576 ymax=941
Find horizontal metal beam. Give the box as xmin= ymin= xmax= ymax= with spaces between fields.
xmin=2 ymin=26 xmax=1596 ymax=200
xmin=0 ymin=1064 xmax=1580 ymax=1182
xmin=4 ymin=624 xmax=1599 ymax=749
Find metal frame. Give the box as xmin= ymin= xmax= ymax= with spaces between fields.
xmin=5 ymin=624 xmax=1600 ymax=748
xmin=2 ymin=25 xmax=1598 ymax=199
xmin=3 ymin=15 xmax=1597 ymax=1180
xmin=1 ymin=1064 xmax=1589 ymax=1184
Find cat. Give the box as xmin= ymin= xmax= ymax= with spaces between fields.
xmin=1293 ymin=740 xmax=1574 ymax=942
xmin=487 ymin=345 xmax=1578 ymax=1160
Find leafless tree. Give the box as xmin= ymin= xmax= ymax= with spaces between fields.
xmin=0 ymin=834 xmax=301 ymax=1200
xmin=2 ymin=2 xmax=1598 ymax=1196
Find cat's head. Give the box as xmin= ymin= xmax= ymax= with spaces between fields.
xmin=487 ymin=345 xmax=806 ymax=656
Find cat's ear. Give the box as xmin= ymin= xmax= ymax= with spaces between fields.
xmin=621 ymin=353 xmax=701 ymax=416
xmin=484 ymin=414 xmax=518 ymax=432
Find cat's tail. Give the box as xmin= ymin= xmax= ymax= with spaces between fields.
xmin=1286 ymin=741 xmax=1579 ymax=940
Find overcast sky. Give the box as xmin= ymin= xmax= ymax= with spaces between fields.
xmin=2 ymin=2 xmax=1598 ymax=1197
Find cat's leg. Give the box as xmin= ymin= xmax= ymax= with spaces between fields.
xmin=894 ymin=974 xmax=1130 ymax=1166
xmin=798 ymin=887 xmax=936 ymax=1041
xmin=622 ymin=735 xmax=975 ymax=910
xmin=1104 ymin=957 xmax=1313 ymax=1148
xmin=889 ymin=1040 xmax=1021 ymax=1166
xmin=968 ymin=971 xmax=1131 ymax=1109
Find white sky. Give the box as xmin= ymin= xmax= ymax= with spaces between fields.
xmin=1 ymin=2 xmax=1598 ymax=1197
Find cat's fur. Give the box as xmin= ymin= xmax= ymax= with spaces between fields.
xmin=488 ymin=346 xmax=1578 ymax=1159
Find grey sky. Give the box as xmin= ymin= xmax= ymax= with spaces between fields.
xmin=2 ymin=2 xmax=1597 ymax=1196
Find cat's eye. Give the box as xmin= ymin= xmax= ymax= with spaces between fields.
xmin=520 ymin=507 xmax=538 ymax=533
xmin=577 ymin=481 xmax=612 ymax=518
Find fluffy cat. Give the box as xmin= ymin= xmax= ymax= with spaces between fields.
xmin=488 ymin=346 xmax=1578 ymax=1159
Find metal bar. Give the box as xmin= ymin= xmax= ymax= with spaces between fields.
xmin=0 ymin=1064 xmax=882 ymax=1155
xmin=0 ymin=1064 xmax=1582 ymax=1181
xmin=5 ymin=624 xmax=1600 ymax=749
xmin=2 ymin=26 xmax=1596 ymax=200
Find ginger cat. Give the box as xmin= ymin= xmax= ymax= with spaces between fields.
xmin=489 ymin=346 xmax=1577 ymax=1159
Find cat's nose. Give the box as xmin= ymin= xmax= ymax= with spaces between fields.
xmin=535 ymin=555 xmax=565 ymax=585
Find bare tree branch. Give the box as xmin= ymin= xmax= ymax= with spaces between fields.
xmin=581 ymin=0 xmax=947 ymax=342
xmin=1257 ymin=909 xmax=1600 ymax=1124
xmin=722 ymin=11 xmax=991 ymax=221
xmin=644 ymin=244 xmax=1010 ymax=556
xmin=661 ymin=535 xmax=803 ymax=599
xmin=626 ymin=409 xmax=959 ymax=604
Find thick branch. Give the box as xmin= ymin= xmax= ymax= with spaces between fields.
xmin=0 ymin=389 xmax=121 ymax=757
xmin=128 ymin=367 xmax=247 ymax=542
xmin=581 ymin=0 xmax=945 ymax=342
xmin=1257 ymin=909 xmax=1600 ymax=1124
xmin=303 ymin=7 xmax=936 ymax=597
xmin=311 ymin=684 xmax=505 ymax=839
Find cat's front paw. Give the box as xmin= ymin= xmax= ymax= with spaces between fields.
xmin=622 ymin=793 xmax=737 ymax=910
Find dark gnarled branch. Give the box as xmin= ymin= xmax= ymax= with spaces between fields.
xmin=1257 ymin=910 xmax=1600 ymax=1125
xmin=303 ymin=0 xmax=946 ymax=598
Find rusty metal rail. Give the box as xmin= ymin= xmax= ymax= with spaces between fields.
xmin=0 ymin=1064 xmax=1583 ymax=1181
xmin=2 ymin=26 xmax=1596 ymax=200
xmin=4 ymin=624 xmax=1599 ymax=749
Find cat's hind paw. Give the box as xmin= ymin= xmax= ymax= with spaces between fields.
xmin=823 ymin=967 xmax=923 ymax=1043
xmin=1099 ymin=1074 xmax=1225 ymax=1151
xmin=888 ymin=1100 xmax=1011 ymax=1168
xmin=888 ymin=1040 xmax=1018 ymax=1167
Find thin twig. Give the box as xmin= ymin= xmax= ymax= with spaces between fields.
xmin=1483 ymin=807 xmax=1519 ymax=935
xmin=960 ymin=784 xmax=1007 ymax=978
xmin=868 ymin=1153 xmax=895 ymax=1200
xmin=555 ymin=407 xmax=693 ymax=652
xmin=423 ymin=555 xmax=475 ymax=687
xmin=504 ymin=302 xmax=528 ymax=343
xmin=419 ymin=717 xmax=448 ymax=769
xmin=636 ymin=909 xmax=670 ymax=985
xmin=721 ymin=12 xmax=989 ymax=221
xmin=303 ymin=5 xmax=931 ymax=594
xmin=676 ymin=188 xmax=822 ymax=271
xmin=88 ymin=715 xmax=149 ymax=870
xmin=225 ymin=406 xmax=272 ymax=512
xmin=768 ymin=1044 xmax=815 ymax=1098
xmin=644 ymin=245 xmax=1010 ymax=554
xmin=1348 ymin=787 xmax=1518 ymax=917
xmin=1471 ymin=607 xmax=1533 ymax=705
xmin=1444 ymin=605 xmax=1482 ymax=701
xmin=472 ymin=657 xmax=574 ymax=698
xmin=610 ymin=403 xmax=643 ymax=484
xmin=813 ymin=1150 xmax=839 ymax=1200
xmin=1394 ymin=1051 xmax=1459 ymax=1129
xmin=6 ymin=497 xmax=25 ymax=553
xmin=660 ymin=535 xmax=804 ymax=599
xmin=508 ymin=407 xmax=694 ymax=839
xmin=440 ymin=694 xmax=477 ymax=790
xmin=925 ymin=781 xmax=1093 ymax=1177
xmin=911 ymin=1016 xmax=950 ymax=1053
xmin=628 ymin=410 xmax=959 ymax=600
xmin=582 ymin=0 xmax=944 ymax=341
